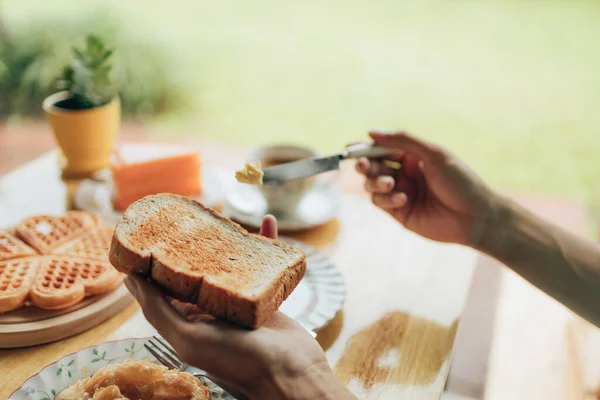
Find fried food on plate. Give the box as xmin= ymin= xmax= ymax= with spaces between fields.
xmin=56 ymin=359 xmax=210 ymax=400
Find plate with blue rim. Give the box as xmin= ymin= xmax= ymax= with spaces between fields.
xmin=9 ymin=242 xmax=344 ymax=400
xmin=8 ymin=337 xmax=228 ymax=400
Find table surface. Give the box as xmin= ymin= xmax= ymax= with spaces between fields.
xmin=0 ymin=144 xmax=478 ymax=399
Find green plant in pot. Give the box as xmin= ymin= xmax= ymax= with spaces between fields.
xmin=43 ymin=34 xmax=120 ymax=178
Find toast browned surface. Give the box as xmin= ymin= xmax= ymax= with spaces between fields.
xmin=109 ymin=194 xmax=306 ymax=329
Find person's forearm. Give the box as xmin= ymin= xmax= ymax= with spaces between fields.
xmin=258 ymin=361 xmax=356 ymax=400
xmin=477 ymin=195 xmax=600 ymax=327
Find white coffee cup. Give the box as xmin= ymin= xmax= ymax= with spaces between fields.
xmin=246 ymin=145 xmax=336 ymax=215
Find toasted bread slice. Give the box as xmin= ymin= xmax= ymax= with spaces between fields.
xmin=54 ymin=224 xmax=114 ymax=262
xmin=109 ymin=194 xmax=306 ymax=329
xmin=0 ymin=231 xmax=37 ymax=261
xmin=29 ymin=256 xmax=121 ymax=310
xmin=16 ymin=211 xmax=99 ymax=255
xmin=0 ymin=257 xmax=43 ymax=313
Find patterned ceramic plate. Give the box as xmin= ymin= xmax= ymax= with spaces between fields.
xmin=279 ymin=238 xmax=345 ymax=331
xmin=8 ymin=337 xmax=230 ymax=400
xmin=9 ymin=242 xmax=344 ymax=400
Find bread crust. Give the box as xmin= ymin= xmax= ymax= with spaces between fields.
xmin=109 ymin=194 xmax=306 ymax=329
xmin=195 ymin=256 xmax=306 ymax=328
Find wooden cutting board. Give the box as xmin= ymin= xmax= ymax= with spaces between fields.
xmin=0 ymin=283 xmax=132 ymax=348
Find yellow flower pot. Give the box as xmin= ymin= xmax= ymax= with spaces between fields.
xmin=43 ymin=91 xmax=120 ymax=179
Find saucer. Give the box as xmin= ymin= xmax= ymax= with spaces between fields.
xmin=222 ymin=182 xmax=341 ymax=232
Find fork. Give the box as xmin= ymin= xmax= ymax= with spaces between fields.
xmin=144 ymin=336 xmax=207 ymax=379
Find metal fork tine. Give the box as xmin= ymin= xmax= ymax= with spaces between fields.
xmin=149 ymin=338 xmax=182 ymax=369
xmin=144 ymin=343 xmax=178 ymax=370
xmin=153 ymin=336 xmax=180 ymax=360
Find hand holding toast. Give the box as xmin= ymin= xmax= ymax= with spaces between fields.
xmin=356 ymin=130 xmax=498 ymax=246
xmin=125 ymin=216 xmax=355 ymax=400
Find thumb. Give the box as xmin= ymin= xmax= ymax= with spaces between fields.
xmin=260 ymin=215 xmax=278 ymax=239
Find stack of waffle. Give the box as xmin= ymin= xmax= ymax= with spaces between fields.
xmin=0 ymin=211 xmax=121 ymax=313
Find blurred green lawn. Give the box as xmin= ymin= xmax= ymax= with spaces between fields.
xmin=5 ymin=1 xmax=600 ymax=206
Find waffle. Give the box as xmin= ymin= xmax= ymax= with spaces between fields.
xmin=0 ymin=257 xmax=42 ymax=313
xmin=54 ymin=224 xmax=114 ymax=262
xmin=0 ymin=231 xmax=36 ymax=261
xmin=0 ymin=211 xmax=121 ymax=313
xmin=56 ymin=359 xmax=211 ymax=400
xmin=30 ymin=256 xmax=121 ymax=310
xmin=15 ymin=211 xmax=99 ymax=254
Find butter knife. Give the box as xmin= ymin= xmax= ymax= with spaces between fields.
xmin=262 ymin=143 xmax=396 ymax=185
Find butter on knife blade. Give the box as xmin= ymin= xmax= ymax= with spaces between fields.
xmin=235 ymin=162 xmax=264 ymax=185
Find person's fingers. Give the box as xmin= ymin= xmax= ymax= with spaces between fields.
xmin=262 ymin=310 xmax=305 ymax=330
xmin=369 ymin=131 xmax=443 ymax=163
xmin=372 ymin=192 xmax=408 ymax=210
xmin=169 ymin=299 xmax=204 ymax=319
xmin=368 ymin=160 xmax=398 ymax=177
xmin=399 ymin=153 xmax=424 ymax=178
xmin=356 ymin=157 xmax=399 ymax=178
xmin=125 ymin=276 xmax=191 ymax=342
xmin=127 ymin=277 xmax=229 ymax=364
xmin=399 ymin=153 xmax=428 ymax=200
xmin=390 ymin=205 xmax=411 ymax=225
xmin=364 ymin=176 xmax=395 ymax=194
xmin=186 ymin=313 xmax=218 ymax=323
xmin=260 ymin=215 xmax=278 ymax=239
xmin=394 ymin=173 xmax=418 ymax=200
xmin=355 ymin=157 xmax=368 ymax=175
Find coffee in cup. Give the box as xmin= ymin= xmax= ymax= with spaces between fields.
xmin=246 ymin=145 xmax=321 ymax=215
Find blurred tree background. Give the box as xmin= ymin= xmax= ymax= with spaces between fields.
xmin=1 ymin=0 xmax=599 ymax=210
xmin=0 ymin=9 xmax=188 ymax=118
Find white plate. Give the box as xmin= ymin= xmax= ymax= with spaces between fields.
xmin=74 ymin=167 xmax=225 ymax=224
xmin=9 ymin=242 xmax=344 ymax=399
xmin=222 ymin=183 xmax=341 ymax=232
xmin=279 ymin=238 xmax=345 ymax=331
xmin=8 ymin=337 xmax=228 ymax=400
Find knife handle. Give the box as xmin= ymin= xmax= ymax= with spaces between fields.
xmin=345 ymin=143 xmax=396 ymax=159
